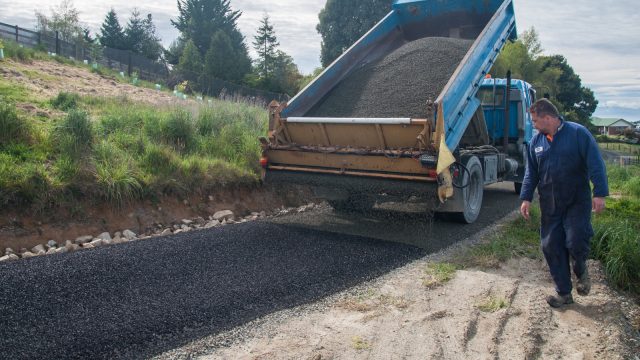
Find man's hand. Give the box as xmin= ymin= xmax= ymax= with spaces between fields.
xmin=592 ymin=197 xmax=606 ymax=214
xmin=520 ymin=201 xmax=531 ymax=220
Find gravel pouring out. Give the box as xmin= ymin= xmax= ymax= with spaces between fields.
xmin=307 ymin=37 xmax=474 ymax=118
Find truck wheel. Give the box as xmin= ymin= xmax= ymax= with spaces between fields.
xmin=514 ymin=182 xmax=522 ymax=195
xmin=451 ymin=156 xmax=484 ymax=224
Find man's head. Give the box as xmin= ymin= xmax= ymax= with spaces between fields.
xmin=529 ymin=99 xmax=561 ymax=135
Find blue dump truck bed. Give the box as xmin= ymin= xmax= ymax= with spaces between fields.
xmin=282 ymin=0 xmax=516 ymax=151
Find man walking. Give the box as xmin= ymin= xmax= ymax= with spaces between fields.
xmin=520 ymin=99 xmax=608 ymax=308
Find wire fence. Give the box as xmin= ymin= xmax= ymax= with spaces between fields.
xmin=0 ymin=20 xmax=289 ymax=105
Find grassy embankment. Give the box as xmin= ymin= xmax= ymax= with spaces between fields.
xmin=444 ymin=166 xmax=640 ymax=294
xmin=0 ymin=41 xmax=266 ymax=211
xmin=599 ymin=142 xmax=640 ymax=156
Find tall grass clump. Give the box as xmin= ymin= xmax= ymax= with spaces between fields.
xmin=590 ymin=163 xmax=640 ymax=293
xmin=156 ymin=109 xmax=196 ymax=151
xmin=51 ymin=92 xmax=80 ymax=111
xmin=93 ymin=140 xmax=141 ymax=206
xmin=53 ymin=109 xmax=94 ymax=160
xmin=0 ymin=101 xmax=31 ymax=146
xmin=1 ymin=39 xmax=36 ymax=61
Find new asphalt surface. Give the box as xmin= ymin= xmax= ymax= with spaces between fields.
xmin=0 ymin=183 xmax=521 ymax=359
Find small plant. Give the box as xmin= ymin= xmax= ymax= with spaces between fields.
xmin=51 ymin=92 xmax=80 ymax=111
xmin=423 ymin=262 xmax=458 ymax=287
xmin=477 ymin=295 xmax=510 ymax=312
xmin=158 ymin=109 xmax=195 ymax=151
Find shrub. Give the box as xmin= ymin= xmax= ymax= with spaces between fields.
xmin=53 ymin=109 xmax=94 ymax=159
xmin=51 ymin=92 xmax=80 ymax=111
xmin=140 ymin=143 xmax=180 ymax=176
xmin=0 ymin=101 xmax=30 ymax=145
xmin=1 ymin=40 xmax=35 ymax=61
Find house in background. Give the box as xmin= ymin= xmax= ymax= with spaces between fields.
xmin=590 ymin=117 xmax=635 ymax=135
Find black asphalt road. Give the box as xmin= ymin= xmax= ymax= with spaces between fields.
xmin=0 ymin=183 xmax=520 ymax=359
xmin=0 ymin=224 xmax=424 ymax=359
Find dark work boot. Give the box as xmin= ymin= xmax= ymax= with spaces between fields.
xmin=576 ymin=267 xmax=591 ymax=296
xmin=546 ymin=293 xmax=574 ymax=308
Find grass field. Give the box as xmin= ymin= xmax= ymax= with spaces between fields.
xmin=599 ymin=142 xmax=640 ymax=156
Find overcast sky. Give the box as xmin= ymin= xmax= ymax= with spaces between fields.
xmin=1 ymin=0 xmax=638 ymax=120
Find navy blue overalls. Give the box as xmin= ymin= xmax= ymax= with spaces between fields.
xmin=520 ymin=119 xmax=609 ymax=296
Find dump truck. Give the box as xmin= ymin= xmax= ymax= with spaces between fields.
xmin=260 ymin=0 xmax=536 ymax=224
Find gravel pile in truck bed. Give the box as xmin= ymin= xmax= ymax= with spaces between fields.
xmin=307 ymin=37 xmax=474 ymax=119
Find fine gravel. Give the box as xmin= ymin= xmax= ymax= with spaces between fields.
xmin=307 ymin=37 xmax=474 ymax=118
xmin=0 ymin=223 xmax=424 ymax=360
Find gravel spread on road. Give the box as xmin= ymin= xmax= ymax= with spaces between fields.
xmin=307 ymin=37 xmax=474 ymax=118
xmin=0 ymin=222 xmax=424 ymax=359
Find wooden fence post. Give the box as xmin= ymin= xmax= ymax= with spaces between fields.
xmin=127 ymin=51 xmax=132 ymax=77
xmin=55 ymin=31 xmax=60 ymax=54
xmin=15 ymin=25 xmax=19 ymax=42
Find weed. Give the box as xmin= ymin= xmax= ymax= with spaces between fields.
xmin=51 ymin=92 xmax=80 ymax=111
xmin=423 ymin=262 xmax=458 ymax=287
xmin=477 ymin=295 xmax=509 ymax=312
xmin=351 ymin=336 xmax=371 ymax=350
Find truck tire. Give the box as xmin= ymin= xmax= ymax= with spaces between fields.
xmin=451 ymin=156 xmax=484 ymax=224
xmin=514 ymin=182 xmax=522 ymax=195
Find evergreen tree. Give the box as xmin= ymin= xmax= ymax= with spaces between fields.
xmin=317 ymin=0 xmax=392 ymax=67
xmin=203 ymin=31 xmax=236 ymax=81
xmin=270 ymin=50 xmax=302 ymax=95
xmin=140 ymin=14 xmax=163 ymax=61
xmin=252 ymin=14 xmax=279 ymax=79
xmin=171 ymin=0 xmax=251 ymax=82
xmin=124 ymin=9 xmax=146 ymax=53
xmin=99 ymin=8 xmax=125 ymax=49
xmin=178 ymin=39 xmax=203 ymax=84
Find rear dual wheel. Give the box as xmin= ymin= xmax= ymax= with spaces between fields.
xmin=451 ymin=156 xmax=484 ymax=224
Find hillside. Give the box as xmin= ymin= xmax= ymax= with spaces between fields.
xmin=0 ymin=57 xmax=308 ymax=250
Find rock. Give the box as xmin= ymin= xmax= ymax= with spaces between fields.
xmin=111 ymin=237 xmax=124 ymax=245
xmin=96 ymin=232 xmax=112 ymax=241
xmin=114 ymin=231 xmax=122 ymax=238
xmin=259 ymin=211 xmax=267 ymax=217
xmin=0 ymin=255 xmax=11 ymax=262
xmin=8 ymin=254 xmax=19 ymax=261
xmin=181 ymin=225 xmax=191 ymax=231
xmin=5 ymin=248 xmax=15 ymax=256
xmin=55 ymin=247 xmax=68 ymax=254
xmin=160 ymin=229 xmax=172 ymax=236
xmin=65 ymin=241 xmax=80 ymax=252
xmin=213 ymin=210 xmax=234 ymax=221
xmin=47 ymin=240 xmax=58 ymax=248
xmin=83 ymin=244 xmax=95 ymax=249
xmin=19 ymin=248 xmax=28 ymax=254
xmin=174 ymin=229 xmax=184 ymax=234
xmin=89 ymin=239 xmax=104 ymax=247
xmin=122 ymin=229 xmax=137 ymax=240
xmin=204 ymin=220 xmax=220 ymax=229
xmin=75 ymin=235 xmax=93 ymax=245
xmin=46 ymin=248 xmax=57 ymax=255
xmin=251 ymin=212 xmax=260 ymax=217
xmin=181 ymin=219 xmax=193 ymax=225
xmin=227 ymin=219 xmax=236 ymax=224
xmin=208 ymin=195 xmax=214 ymax=201
xmin=22 ymin=251 xmax=37 ymax=259
xmin=32 ymin=244 xmax=46 ymax=254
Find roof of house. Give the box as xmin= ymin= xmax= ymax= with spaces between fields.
xmin=590 ymin=117 xmax=634 ymax=127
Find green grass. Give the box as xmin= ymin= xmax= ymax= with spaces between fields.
xmin=423 ymin=262 xmax=458 ymax=287
xmin=453 ymin=205 xmax=542 ymax=269
xmin=599 ymin=142 xmax=640 ymax=156
xmin=477 ymin=295 xmax=510 ymax=312
xmin=0 ymin=81 xmax=266 ymax=209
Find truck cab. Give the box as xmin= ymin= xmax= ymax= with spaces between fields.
xmin=476 ymin=77 xmax=536 ymax=192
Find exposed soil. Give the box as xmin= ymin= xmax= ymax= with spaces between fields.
xmin=0 ymin=184 xmax=313 ymax=252
xmin=0 ymin=58 xmax=182 ymax=108
xmin=159 ymin=214 xmax=640 ymax=359
xmin=307 ymin=37 xmax=473 ymax=118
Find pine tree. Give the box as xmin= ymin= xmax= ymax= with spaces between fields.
xmin=124 ymin=9 xmax=145 ymax=53
xmin=178 ymin=39 xmax=203 ymax=83
xmin=171 ymin=0 xmax=251 ymax=82
xmin=204 ymin=31 xmax=235 ymax=81
xmin=140 ymin=14 xmax=163 ymax=61
xmin=99 ymin=8 xmax=125 ymax=49
xmin=252 ymin=14 xmax=279 ymax=79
